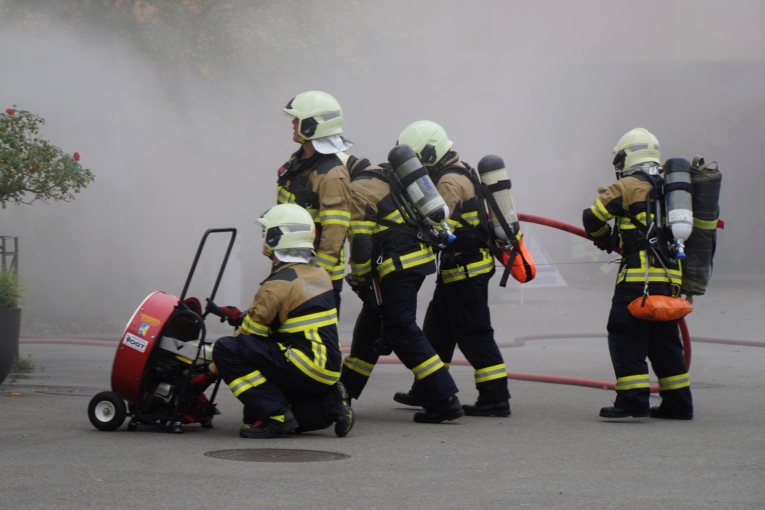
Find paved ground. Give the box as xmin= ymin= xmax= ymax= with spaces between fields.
xmin=1 ymin=281 xmax=764 ymax=509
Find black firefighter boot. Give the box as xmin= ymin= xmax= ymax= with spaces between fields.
xmin=599 ymin=406 xmax=650 ymax=419
xmin=240 ymin=407 xmax=299 ymax=438
xmin=393 ymin=390 xmax=429 ymax=407
xmin=323 ymin=381 xmax=355 ymax=437
xmin=414 ymin=395 xmax=465 ymax=423
xmin=463 ymin=399 xmax=511 ymax=417
xmin=650 ymin=406 xmax=693 ymax=420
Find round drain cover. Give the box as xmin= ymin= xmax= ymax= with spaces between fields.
xmin=36 ymin=388 xmax=104 ymax=396
xmin=205 ymin=449 xmax=350 ymax=463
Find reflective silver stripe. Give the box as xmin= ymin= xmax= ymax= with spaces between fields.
xmin=320 ymin=111 xmax=341 ymax=121
xmin=321 ymin=213 xmax=350 ymax=222
xmin=401 ymin=250 xmax=433 ymax=266
xmin=284 ymin=224 xmax=312 ymax=232
xmin=658 ymin=375 xmax=690 ymax=388
xmin=413 ymin=357 xmax=442 ymax=379
xmin=290 ymin=350 xmax=340 ymax=384
xmin=475 ymin=365 xmax=506 ymax=382
xmin=468 ymin=259 xmax=494 ymax=274
xmin=229 ymin=372 xmax=265 ymax=395
xmin=343 ymin=357 xmax=374 ymax=376
xmin=627 ymin=144 xmax=649 ymax=152
xmin=280 ymin=310 xmax=338 ymax=331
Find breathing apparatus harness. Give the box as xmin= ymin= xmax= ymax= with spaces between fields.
xmin=618 ymin=168 xmax=685 ymax=303
xmin=432 ymin=160 xmax=533 ymax=287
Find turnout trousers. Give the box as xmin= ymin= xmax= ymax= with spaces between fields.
xmin=607 ymin=284 xmax=693 ymax=413
xmin=213 ymin=335 xmax=333 ymax=432
xmin=340 ymin=270 xmax=458 ymax=402
xmin=417 ymin=270 xmax=510 ymax=403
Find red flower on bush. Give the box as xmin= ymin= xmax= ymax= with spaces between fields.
xmin=5 ymin=109 xmax=14 ymax=115
xmin=73 ymin=152 xmax=80 ymax=161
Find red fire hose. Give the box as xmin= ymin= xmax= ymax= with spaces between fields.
xmin=12 ymin=215 xmax=721 ymax=395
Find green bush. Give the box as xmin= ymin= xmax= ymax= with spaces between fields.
xmin=0 ymin=269 xmax=23 ymax=308
xmin=1 ymin=107 xmax=94 ymax=208
xmin=11 ymin=354 xmax=33 ymax=373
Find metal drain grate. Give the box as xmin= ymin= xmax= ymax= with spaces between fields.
xmin=36 ymin=388 xmax=104 ymax=396
xmin=205 ymin=449 xmax=350 ymax=463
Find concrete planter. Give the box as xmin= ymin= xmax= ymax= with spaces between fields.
xmin=0 ymin=307 xmax=21 ymax=385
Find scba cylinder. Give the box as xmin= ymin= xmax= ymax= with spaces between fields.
xmin=663 ymin=157 xmax=694 ymax=259
xmin=388 ymin=144 xmax=450 ymax=226
xmin=477 ymin=154 xmax=519 ymax=241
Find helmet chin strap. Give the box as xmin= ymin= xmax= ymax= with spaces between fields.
xmin=296 ymin=136 xmax=306 ymax=144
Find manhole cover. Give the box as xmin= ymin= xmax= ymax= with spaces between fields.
xmin=205 ymin=449 xmax=350 ymax=463
xmin=36 ymin=388 xmax=104 ymax=396
xmin=690 ymin=382 xmax=724 ymax=389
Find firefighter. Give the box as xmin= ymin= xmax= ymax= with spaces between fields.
xmin=277 ymin=91 xmax=352 ymax=311
xmin=393 ymin=121 xmax=511 ymax=417
xmin=339 ymin=156 xmax=464 ymax=423
xmin=582 ymin=127 xmax=693 ymax=420
xmin=212 ymin=204 xmax=354 ymax=438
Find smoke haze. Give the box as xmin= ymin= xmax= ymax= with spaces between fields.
xmin=1 ymin=0 xmax=763 ymax=335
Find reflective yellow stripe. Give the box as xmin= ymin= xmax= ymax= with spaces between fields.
xmin=279 ymin=309 xmax=338 ymax=333
xmin=308 ymin=208 xmax=320 ymax=223
xmin=446 ymin=218 xmax=460 ymax=228
xmin=287 ymin=348 xmax=340 ymax=385
xmin=591 ymin=198 xmax=614 ymax=222
xmin=351 ymin=260 xmax=372 ymax=276
xmin=349 ymin=221 xmax=375 ymax=235
xmin=343 ymin=356 xmax=375 ymax=377
xmin=615 ymin=374 xmax=650 ymax=391
xmin=462 ymin=211 xmax=480 ymax=226
xmin=307 ymin=329 xmax=327 ymax=368
xmin=658 ymin=373 xmax=690 ymax=390
xmin=618 ymin=212 xmax=651 ymax=230
xmin=316 ymin=251 xmax=338 ymax=271
xmin=377 ymin=258 xmax=396 ymax=278
xmin=616 ymin=251 xmax=682 ymax=286
xmin=412 ymin=354 xmax=444 ymax=380
xmin=229 ymin=370 xmax=266 ymax=397
xmin=241 ymin=315 xmax=269 ymax=337
xmin=441 ymin=249 xmax=494 ymax=284
xmin=277 ymin=186 xmax=295 ymax=204
xmin=590 ymin=225 xmax=609 ymax=237
xmin=693 ymin=218 xmax=718 ymax=230
xmin=399 ymin=247 xmax=435 ymax=269
xmin=475 ymin=363 xmax=507 ymax=383
xmin=320 ymin=209 xmax=351 ymax=226
xmin=381 ymin=209 xmax=404 ymax=223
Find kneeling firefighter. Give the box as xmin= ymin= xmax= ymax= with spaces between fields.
xmin=340 ymin=154 xmax=464 ymax=423
xmin=212 ymin=204 xmax=354 ymax=437
xmin=582 ymin=127 xmax=694 ymax=420
xmin=392 ymin=121 xmax=513 ymax=417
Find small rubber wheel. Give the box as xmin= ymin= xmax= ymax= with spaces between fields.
xmin=201 ymin=421 xmax=213 ymax=429
xmin=88 ymin=392 xmax=127 ymax=431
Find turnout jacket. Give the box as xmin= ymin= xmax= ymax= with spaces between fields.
xmin=236 ymin=262 xmax=341 ymax=385
xmin=582 ymin=172 xmax=681 ymax=287
xmin=429 ymin=152 xmax=494 ymax=284
xmin=276 ymin=148 xmax=352 ymax=282
xmin=346 ymin=157 xmax=436 ymax=285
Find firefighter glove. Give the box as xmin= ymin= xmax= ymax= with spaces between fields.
xmin=220 ymin=306 xmax=245 ymax=327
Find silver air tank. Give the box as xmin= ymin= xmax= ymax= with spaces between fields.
xmin=388 ymin=144 xmax=455 ymax=241
xmin=477 ymin=154 xmax=519 ymax=241
xmin=663 ymin=157 xmax=694 ymax=259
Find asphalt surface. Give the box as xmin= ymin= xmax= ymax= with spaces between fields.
xmin=2 ymin=282 xmax=764 ymax=510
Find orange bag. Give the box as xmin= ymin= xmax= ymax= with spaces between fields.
xmin=628 ymin=295 xmax=693 ymax=321
xmin=499 ymin=235 xmax=536 ymax=285
xmin=510 ymin=236 xmax=536 ymax=283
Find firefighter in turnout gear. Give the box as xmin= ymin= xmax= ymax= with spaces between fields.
xmin=393 ymin=121 xmax=511 ymax=417
xmin=340 ymin=156 xmax=464 ymax=423
xmin=212 ymin=204 xmax=354 ymax=438
xmin=278 ymin=91 xmax=352 ymax=310
xmin=582 ymin=127 xmax=693 ymax=420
